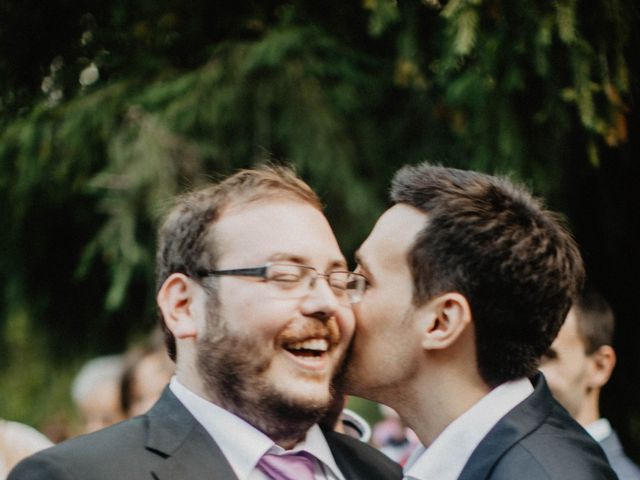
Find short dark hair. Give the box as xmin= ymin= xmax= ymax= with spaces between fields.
xmin=573 ymin=287 xmax=615 ymax=354
xmin=155 ymin=165 xmax=321 ymax=360
xmin=391 ymin=163 xmax=584 ymax=387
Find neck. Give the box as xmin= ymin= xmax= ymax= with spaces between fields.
xmin=392 ymin=365 xmax=490 ymax=447
xmin=575 ymin=391 xmax=601 ymax=427
xmin=227 ymin=403 xmax=319 ymax=450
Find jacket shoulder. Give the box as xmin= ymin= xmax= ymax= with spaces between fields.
xmin=462 ymin=376 xmax=618 ymax=480
xmin=8 ymin=451 xmax=74 ymax=480
xmin=8 ymin=417 xmax=150 ymax=480
xmin=489 ymin=414 xmax=618 ymax=480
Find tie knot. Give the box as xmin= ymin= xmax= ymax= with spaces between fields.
xmin=258 ymin=451 xmax=317 ymax=480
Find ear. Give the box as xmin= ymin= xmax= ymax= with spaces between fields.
xmin=420 ymin=292 xmax=472 ymax=350
xmin=587 ymin=345 xmax=616 ymax=389
xmin=157 ymin=273 xmax=200 ymax=340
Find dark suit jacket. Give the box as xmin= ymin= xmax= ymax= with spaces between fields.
xmin=8 ymin=389 xmax=401 ymax=480
xmin=458 ymin=374 xmax=618 ymax=480
xmin=600 ymin=429 xmax=640 ymax=480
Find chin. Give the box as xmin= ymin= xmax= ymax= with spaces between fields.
xmin=278 ymin=381 xmax=332 ymax=408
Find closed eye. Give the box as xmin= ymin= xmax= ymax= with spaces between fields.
xmin=271 ymin=274 xmax=300 ymax=282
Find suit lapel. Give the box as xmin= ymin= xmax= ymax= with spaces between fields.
xmin=457 ymin=375 xmax=550 ymax=480
xmin=324 ymin=430 xmax=399 ymax=480
xmin=328 ymin=440 xmax=360 ymax=479
xmin=144 ymin=387 xmax=239 ymax=480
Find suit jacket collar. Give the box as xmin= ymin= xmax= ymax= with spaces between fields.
xmin=324 ymin=429 xmax=402 ymax=480
xmin=142 ymin=388 xmax=383 ymax=480
xmin=145 ymin=387 xmax=239 ymax=480
xmin=327 ymin=433 xmax=362 ymax=479
xmin=457 ymin=374 xmax=549 ymax=480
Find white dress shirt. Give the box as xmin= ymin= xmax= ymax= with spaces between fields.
xmin=585 ymin=417 xmax=613 ymax=443
xmin=403 ymin=377 xmax=534 ymax=480
xmin=170 ymin=377 xmax=345 ymax=480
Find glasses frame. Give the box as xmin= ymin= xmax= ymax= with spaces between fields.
xmin=195 ymin=262 xmax=367 ymax=304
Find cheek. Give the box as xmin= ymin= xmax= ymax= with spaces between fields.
xmin=355 ymin=292 xmax=392 ymax=332
xmin=220 ymin=291 xmax=291 ymax=338
xmin=336 ymin=306 xmax=356 ymax=340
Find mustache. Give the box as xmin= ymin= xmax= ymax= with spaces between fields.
xmin=276 ymin=316 xmax=342 ymax=347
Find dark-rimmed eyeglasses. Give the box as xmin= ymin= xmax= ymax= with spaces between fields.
xmin=196 ymin=263 xmax=367 ymax=304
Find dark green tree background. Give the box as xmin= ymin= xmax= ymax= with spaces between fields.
xmin=1 ymin=0 xmax=638 ymax=454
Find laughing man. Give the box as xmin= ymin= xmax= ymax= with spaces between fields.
xmin=10 ymin=166 xmax=401 ymax=480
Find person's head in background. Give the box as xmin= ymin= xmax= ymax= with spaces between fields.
xmin=71 ymin=355 xmax=125 ymax=434
xmin=0 ymin=419 xmax=52 ymax=478
xmin=120 ymin=331 xmax=175 ymax=418
xmin=539 ymin=287 xmax=615 ymax=426
xmin=317 ymin=393 xmax=372 ymax=443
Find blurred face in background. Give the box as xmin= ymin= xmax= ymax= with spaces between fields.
xmin=78 ymin=379 xmax=124 ymax=433
xmin=127 ymin=350 xmax=175 ymax=417
xmin=539 ymin=309 xmax=591 ymax=418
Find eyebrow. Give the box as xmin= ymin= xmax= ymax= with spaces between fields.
xmin=268 ymin=252 xmax=348 ymax=271
xmin=269 ymin=252 xmax=307 ymax=264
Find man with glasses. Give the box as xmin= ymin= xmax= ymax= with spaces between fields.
xmin=344 ymin=163 xmax=616 ymax=479
xmin=9 ymin=165 xmax=400 ymax=480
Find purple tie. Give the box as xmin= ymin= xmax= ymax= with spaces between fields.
xmin=257 ymin=451 xmax=317 ymax=480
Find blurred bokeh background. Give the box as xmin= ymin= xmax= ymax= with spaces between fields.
xmin=1 ymin=0 xmax=638 ymax=457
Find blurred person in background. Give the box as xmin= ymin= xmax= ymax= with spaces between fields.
xmin=339 ymin=407 xmax=371 ymax=444
xmin=120 ymin=331 xmax=175 ymax=418
xmin=0 ymin=419 xmax=52 ymax=479
xmin=371 ymin=405 xmax=419 ymax=466
xmin=71 ymin=354 xmax=125 ymax=434
xmin=540 ymin=287 xmax=640 ymax=480
xmin=318 ymin=394 xmax=372 ymax=443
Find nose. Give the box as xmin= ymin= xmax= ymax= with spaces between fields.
xmin=300 ymin=275 xmax=340 ymax=320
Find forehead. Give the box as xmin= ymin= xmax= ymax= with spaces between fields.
xmin=359 ymin=203 xmax=427 ymax=269
xmin=212 ymin=199 xmax=345 ymax=268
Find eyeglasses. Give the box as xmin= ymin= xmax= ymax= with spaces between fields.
xmin=196 ymin=263 xmax=367 ymax=305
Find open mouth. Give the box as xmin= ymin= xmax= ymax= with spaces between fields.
xmin=283 ymin=338 xmax=330 ymax=358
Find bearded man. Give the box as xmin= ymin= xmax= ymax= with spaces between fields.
xmin=9 ymin=166 xmax=401 ymax=480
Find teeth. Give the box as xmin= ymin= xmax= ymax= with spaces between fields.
xmin=287 ymin=339 xmax=329 ymax=352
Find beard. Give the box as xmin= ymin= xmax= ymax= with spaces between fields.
xmin=196 ymin=297 xmax=336 ymax=444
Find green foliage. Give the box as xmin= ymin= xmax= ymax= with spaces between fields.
xmin=0 ymin=0 xmax=636 ymax=431
xmin=1 ymin=307 xmax=78 ymax=428
xmin=364 ymin=0 xmax=402 ymax=36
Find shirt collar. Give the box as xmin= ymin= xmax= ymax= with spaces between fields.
xmin=585 ymin=418 xmax=612 ymax=443
xmin=404 ymin=377 xmax=534 ymax=480
xmin=169 ymin=377 xmax=345 ymax=480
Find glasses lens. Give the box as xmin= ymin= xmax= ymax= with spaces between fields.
xmin=265 ymin=265 xmax=360 ymax=305
xmin=327 ymin=272 xmax=349 ymax=291
xmin=266 ymin=264 xmax=306 ymax=290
